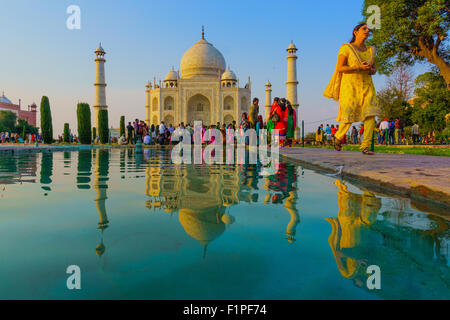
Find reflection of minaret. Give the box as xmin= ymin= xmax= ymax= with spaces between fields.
xmin=286 ymin=41 xmax=299 ymax=139
xmin=93 ymin=44 xmax=107 ymax=132
xmin=265 ymin=81 xmax=272 ymax=122
xmin=284 ymin=191 xmax=300 ymax=243
xmin=94 ymin=149 xmax=110 ymax=256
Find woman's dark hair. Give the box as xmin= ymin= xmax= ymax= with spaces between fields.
xmin=253 ymin=97 xmax=259 ymax=103
xmin=350 ymin=23 xmax=367 ymax=43
xmin=287 ymin=100 xmax=293 ymax=116
xmin=280 ymin=98 xmax=287 ymax=111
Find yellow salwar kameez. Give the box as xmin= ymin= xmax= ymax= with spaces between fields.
xmin=324 ymin=44 xmax=380 ymax=150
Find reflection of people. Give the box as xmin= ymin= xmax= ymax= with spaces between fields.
xmin=325 ymin=180 xmax=381 ymax=286
xmin=284 ymin=191 xmax=300 ymax=243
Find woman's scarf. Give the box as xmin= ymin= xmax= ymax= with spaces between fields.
xmin=323 ymin=44 xmax=375 ymax=101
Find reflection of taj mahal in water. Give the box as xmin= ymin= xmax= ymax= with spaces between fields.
xmin=89 ymin=148 xmax=300 ymax=257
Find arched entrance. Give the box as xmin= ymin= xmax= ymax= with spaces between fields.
xmin=187 ymin=94 xmax=211 ymax=125
xmin=164 ymin=115 xmax=174 ymax=126
xmin=224 ymin=114 xmax=234 ymax=125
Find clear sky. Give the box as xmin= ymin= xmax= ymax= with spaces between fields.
xmin=1 ymin=0 xmax=430 ymax=134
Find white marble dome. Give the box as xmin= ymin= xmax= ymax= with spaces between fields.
xmin=164 ymin=70 xmax=178 ymax=81
xmin=221 ymin=69 xmax=237 ymax=81
xmin=180 ymin=38 xmax=226 ymax=79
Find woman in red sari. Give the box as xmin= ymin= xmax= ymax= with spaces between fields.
xmin=270 ymin=98 xmax=288 ymax=146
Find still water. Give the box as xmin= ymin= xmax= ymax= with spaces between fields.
xmin=0 ymin=148 xmax=448 ymax=300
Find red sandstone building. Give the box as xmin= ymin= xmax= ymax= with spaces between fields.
xmin=0 ymin=92 xmax=37 ymax=127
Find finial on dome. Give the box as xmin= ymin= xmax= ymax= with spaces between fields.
xmin=202 ymin=25 xmax=205 ymax=40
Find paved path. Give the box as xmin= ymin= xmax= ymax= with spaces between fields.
xmin=281 ymin=147 xmax=450 ymax=208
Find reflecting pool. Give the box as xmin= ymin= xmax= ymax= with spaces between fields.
xmin=0 ymin=148 xmax=448 ymax=299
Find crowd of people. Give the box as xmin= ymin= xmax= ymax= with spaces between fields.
xmin=0 ymin=132 xmax=40 ymax=144
xmin=118 ymin=97 xmax=298 ymax=147
xmin=313 ymin=118 xmax=444 ymax=146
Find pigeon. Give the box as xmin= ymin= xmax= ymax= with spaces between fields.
xmin=326 ymin=165 xmax=345 ymax=177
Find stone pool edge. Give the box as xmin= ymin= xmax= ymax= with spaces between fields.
xmin=280 ymin=148 xmax=450 ymax=211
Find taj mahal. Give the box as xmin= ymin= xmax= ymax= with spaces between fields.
xmin=93 ymin=28 xmax=299 ymax=130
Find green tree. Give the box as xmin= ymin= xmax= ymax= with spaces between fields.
xmin=14 ymin=119 xmax=38 ymax=135
xmin=0 ymin=110 xmax=17 ymax=132
xmin=120 ymin=116 xmax=125 ymax=137
xmin=40 ymin=96 xmax=53 ymax=143
xmin=411 ymin=71 xmax=450 ymax=132
xmin=77 ymin=103 xmax=92 ymax=144
xmin=21 ymin=124 xmax=26 ymax=140
xmin=98 ymin=109 xmax=109 ymax=144
xmin=63 ymin=123 xmax=70 ymax=143
xmin=363 ymin=0 xmax=450 ymax=88
xmin=92 ymin=127 xmax=97 ymax=143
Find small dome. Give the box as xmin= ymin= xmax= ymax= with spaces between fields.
xmin=95 ymin=44 xmax=105 ymax=54
xmin=180 ymin=38 xmax=226 ymax=79
xmin=265 ymin=81 xmax=272 ymax=87
xmin=221 ymin=69 xmax=237 ymax=81
xmin=0 ymin=93 xmax=12 ymax=104
xmin=164 ymin=70 xmax=178 ymax=81
xmin=287 ymin=42 xmax=297 ymax=51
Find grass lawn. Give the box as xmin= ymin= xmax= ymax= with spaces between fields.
xmin=296 ymin=144 xmax=450 ymax=157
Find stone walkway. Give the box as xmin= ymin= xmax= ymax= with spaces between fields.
xmin=281 ymin=147 xmax=450 ymax=208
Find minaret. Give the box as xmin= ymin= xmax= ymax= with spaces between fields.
xmin=145 ymin=81 xmax=152 ymax=124
xmin=94 ymin=43 xmax=107 ymax=131
xmin=286 ymin=41 xmax=299 ymax=138
xmin=265 ymin=81 xmax=272 ymax=122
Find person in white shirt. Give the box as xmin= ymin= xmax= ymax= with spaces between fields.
xmin=159 ymin=122 xmax=166 ymax=135
xmin=379 ymin=118 xmax=389 ymax=144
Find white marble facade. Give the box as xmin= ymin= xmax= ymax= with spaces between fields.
xmin=145 ymin=32 xmax=251 ymax=126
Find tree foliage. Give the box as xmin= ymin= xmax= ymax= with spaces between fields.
xmin=40 ymin=96 xmax=53 ymax=143
xmin=411 ymin=71 xmax=450 ymax=132
xmin=77 ymin=103 xmax=92 ymax=144
xmin=120 ymin=116 xmax=125 ymax=137
xmin=63 ymin=123 xmax=70 ymax=143
xmin=0 ymin=110 xmax=17 ymax=132
xmin=92 ymin=127 xmax=97 ymax=143
xmin=377 ymin=64 xmax=415 ymax=125
xmin=98 ymin=109 xmax=109 ymax=144
xmin=362 ymin=0 xmax=450 ymax=88
xmin=15 ymin=119 xmax=38 ymax=135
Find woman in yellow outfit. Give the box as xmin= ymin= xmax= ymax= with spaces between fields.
xmin=324 ymin=23 xmax=380 ymax=155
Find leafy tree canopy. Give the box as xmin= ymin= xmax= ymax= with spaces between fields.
xmin=363 ymin=0 xmax=450 ymax=88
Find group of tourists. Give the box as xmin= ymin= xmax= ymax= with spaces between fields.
xmin=118 ymin=97 xmax=297 ymax=147
xmin=266 ymin=97 xmax=297 ymax=147
xmin=0 ymin=132 xmax=40 ymax=144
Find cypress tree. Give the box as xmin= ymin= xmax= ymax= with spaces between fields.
xmin=63 ymin=123 xmax=70 ymax=143
xmin=77 ymin=103 xmax=92 ymax=144
xmin=98 ymin=109 xmax=109 ymax=144
xmin=21 ymin=124 xmax=26 ymax=141
xmin=40 ymin=96 xmax=53 ymax=144
xmin=120 ymin=116 xmax=125 ymax=137
xmin=92 ymin=127 xmax=97 ymax=143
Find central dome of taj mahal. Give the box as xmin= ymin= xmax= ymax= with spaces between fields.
xmin=180 ymin=36 xmax=226 ymax=79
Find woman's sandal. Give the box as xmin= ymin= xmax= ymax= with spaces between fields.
xmin=362 ymin=148 xmax=375 ymax=155
xmin=334 ymin=139 xmax=342 ymax=151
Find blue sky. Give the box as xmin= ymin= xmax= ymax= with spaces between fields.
xmin=1 ymin=0 xmax=431 ymax=134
